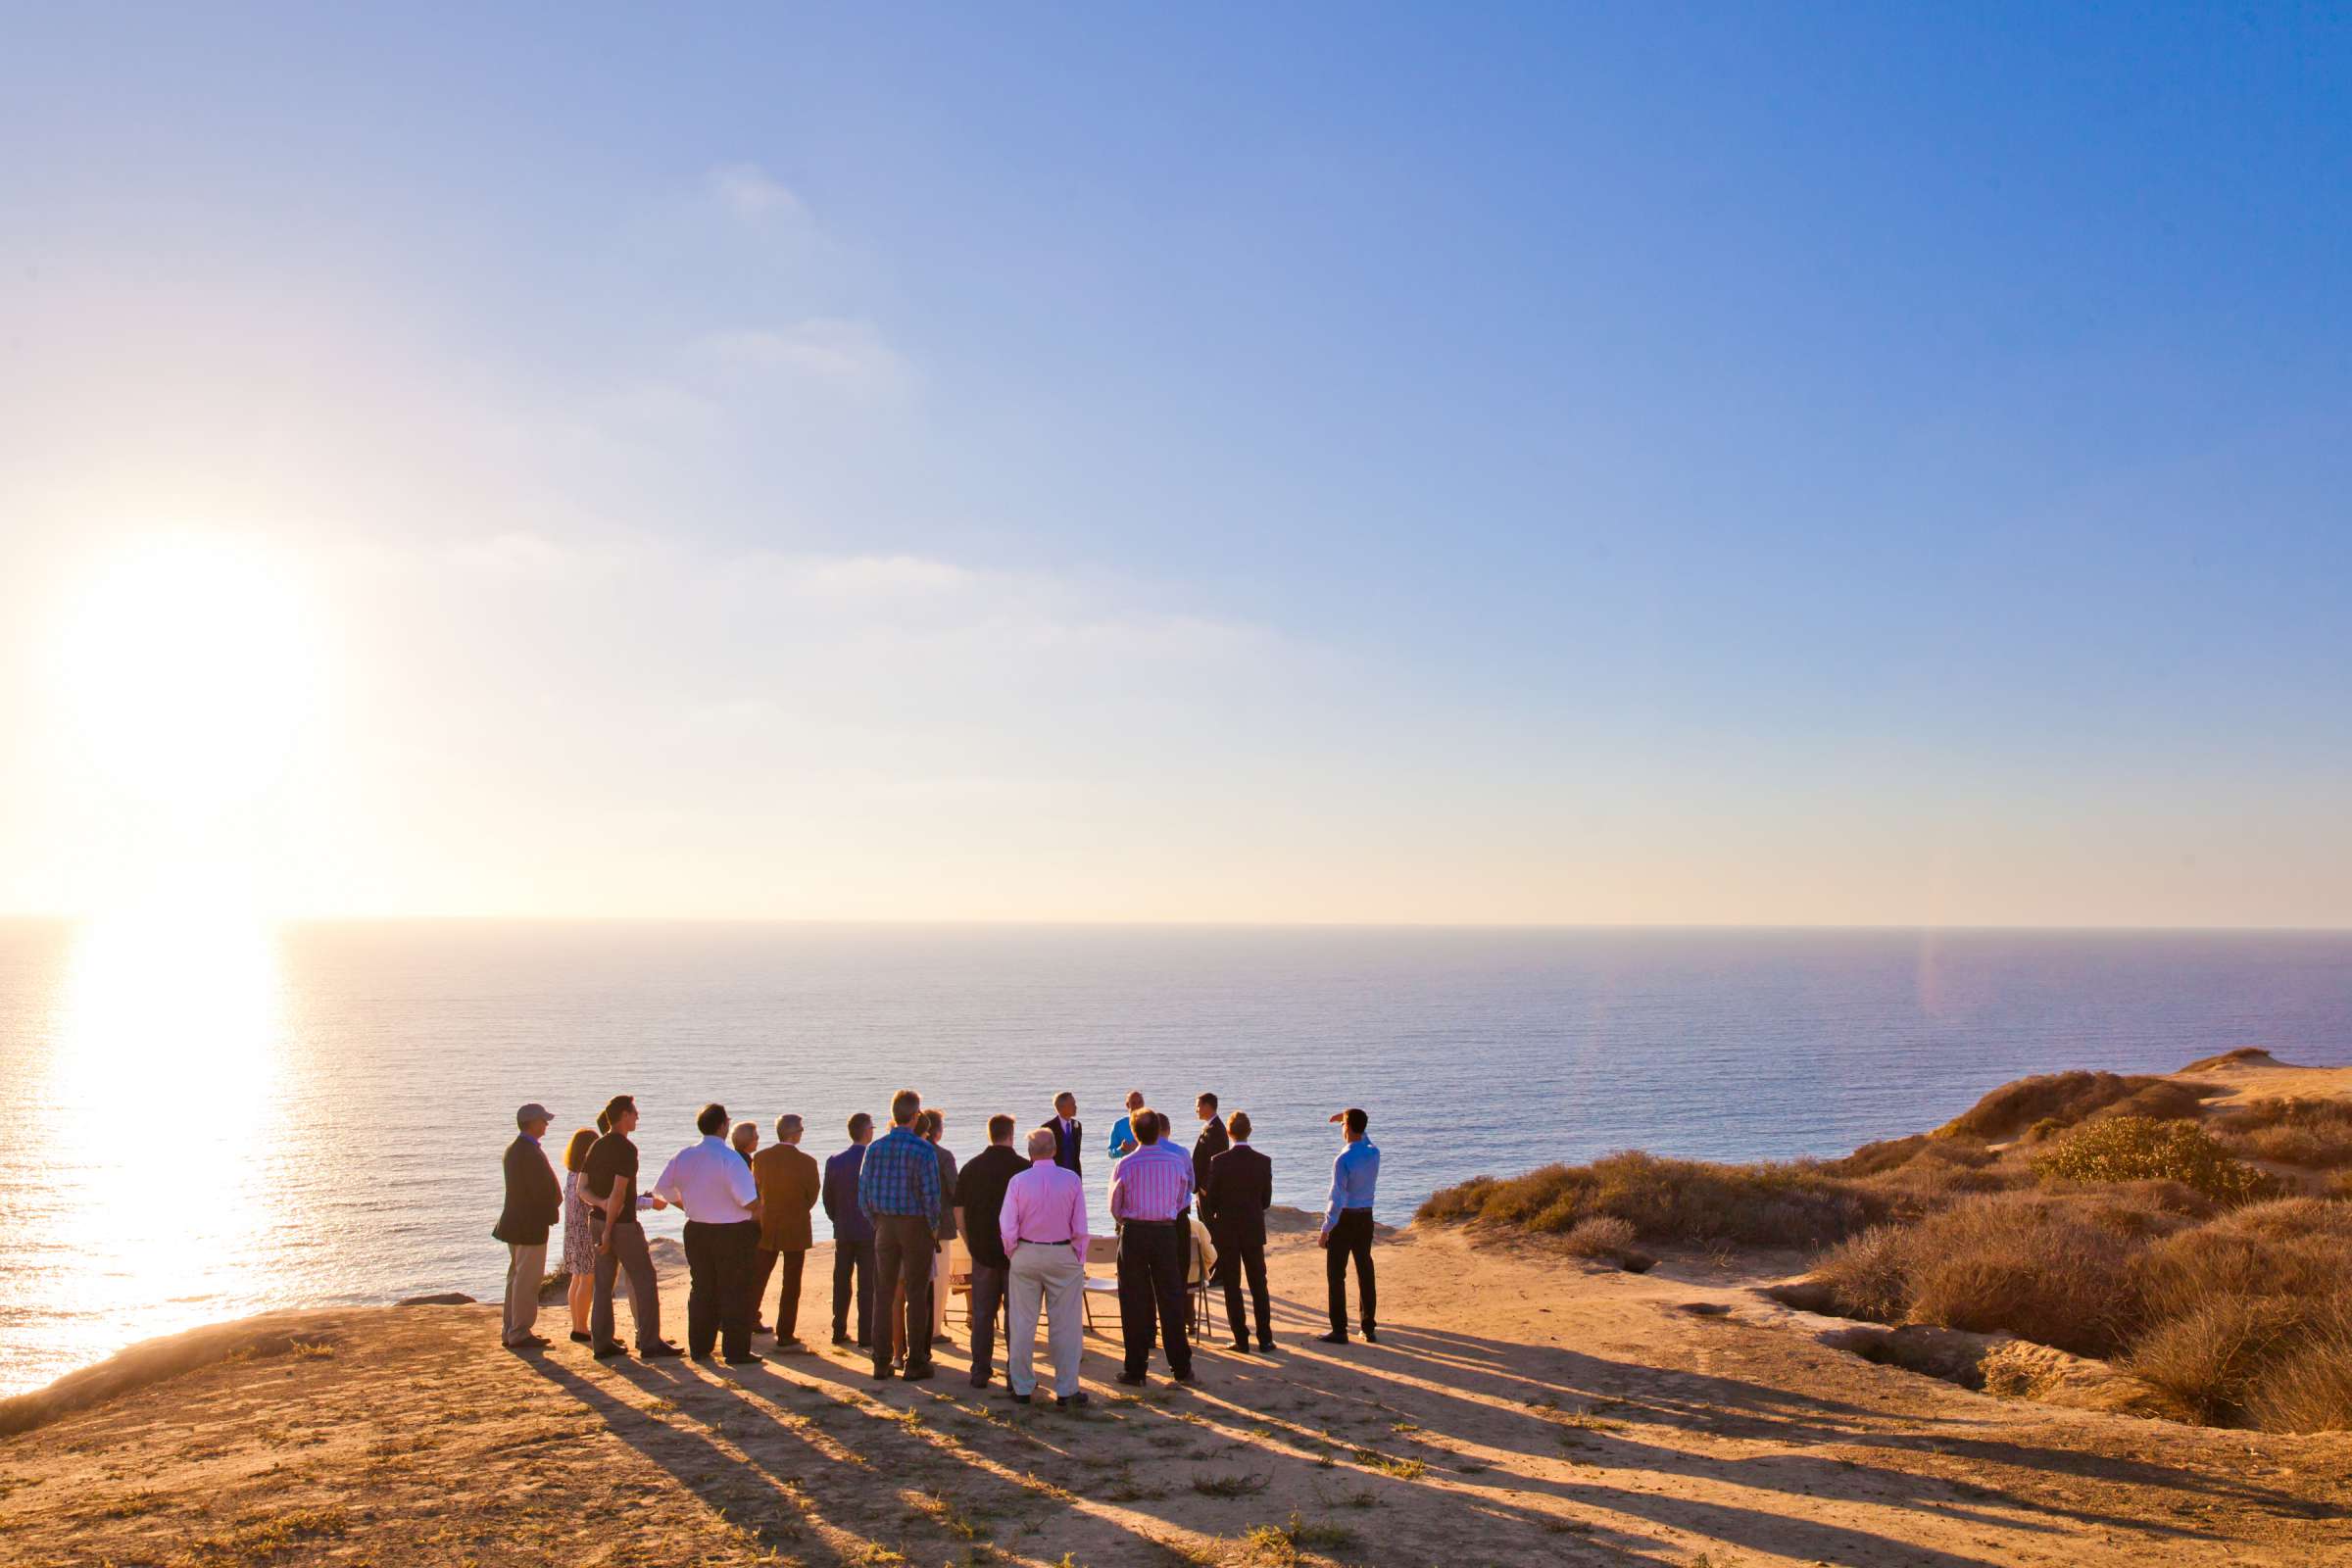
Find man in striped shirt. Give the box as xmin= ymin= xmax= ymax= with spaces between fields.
xmin=1108 ymin=1108 xmax=1198 ymax=1386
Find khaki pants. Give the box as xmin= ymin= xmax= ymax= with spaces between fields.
xmin=1005 ymin=1242 xmax=1085 ymax=1397
xmin=503 ymin=1242 xmax=547 ymax=1347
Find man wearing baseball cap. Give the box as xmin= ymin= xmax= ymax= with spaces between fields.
xmin=493 ymin=1102 xmax=564 ymax=1349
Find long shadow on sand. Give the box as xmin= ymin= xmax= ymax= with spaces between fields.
xmin=510 ymin=1270 xmax=2318 ymax=1568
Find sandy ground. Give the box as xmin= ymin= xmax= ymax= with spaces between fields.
xmin=7 ymin=1203 xmax=2350 ymax=1568
xmin=2173 ymin=1051 xmax=2352 ymax=1109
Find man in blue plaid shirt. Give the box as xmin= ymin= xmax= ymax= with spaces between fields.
xmin=858 ymin=1087 xmax=944 ymax=1380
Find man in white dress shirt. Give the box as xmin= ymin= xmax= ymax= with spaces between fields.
xmin=653 ymin=1102 xmax=766 ymax=1366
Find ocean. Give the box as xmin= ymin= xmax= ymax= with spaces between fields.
xmin=3 ymin=918 xmax=2347 ymax=1397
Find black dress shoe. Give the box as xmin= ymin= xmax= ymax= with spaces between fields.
xmin=1258 ymin=1339 xmax=1276 ymax=1352
xmin=593 ymin=1343 xmax=630 ymax=1359
xmin=642 ymin=1343 xmax=685 ymax=1359
xmin=832 ymin=1331 xmax=854 ymax=1346
xmin=568 ymin=1331 xmax=593 ymax=1345
xmin=1056 ymin=1392 xmax=1091 ymax=1410
xmin=1230 ymin=1341 xmax=1251 ymax=1353
xmin=751 ymin=1322 xmax=772 ymax=1336
xmin=690 ymin=1351 xmax=714 ymax=1363
xmin=1010 ymin=1392 xmax=1033 ymax=1405
xmin=871 ymin=1365 xmax=895 ymax=1381
xmin=1362 ymin=1327 xmax=1379 ymax=1344
xmin=902 ymin=1363 xmax=936 ymax=1381
xmin=1114 ymin=1371 xmax=1147 ymax=1386
xmin=1173 ymin=1369 xmax=1200 ymax=1386
xmin=1315 ymin=1331 xmax=1348 ymax=1346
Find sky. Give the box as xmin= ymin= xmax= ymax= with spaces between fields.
xmin=1 ymin=3 xmax=2348 ymax=926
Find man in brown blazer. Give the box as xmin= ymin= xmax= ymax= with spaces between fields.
xmin=751 ymin=1114 xmax=824 ymax=1351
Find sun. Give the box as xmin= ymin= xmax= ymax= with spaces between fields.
xmin=57 ymin=536 xmax=319 ymax=811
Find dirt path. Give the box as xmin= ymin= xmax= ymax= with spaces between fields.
xmin=6 ymin=1226 xmax=2348 ymax=1567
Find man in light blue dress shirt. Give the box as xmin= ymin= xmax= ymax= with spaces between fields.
xmin=1317 ymin=1107 xmax=1380 ymax=1345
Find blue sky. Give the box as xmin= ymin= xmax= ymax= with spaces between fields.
xmin=2 ymin=4 xmax=2348 ymax=923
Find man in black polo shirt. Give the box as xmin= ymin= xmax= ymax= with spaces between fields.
xmin=953 ymin=1113 xmax=1030 ymax=1389
xmin=584 ymin=1095 xmax=682 ymax=1359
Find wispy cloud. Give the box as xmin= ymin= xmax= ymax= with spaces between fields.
xmin=702 ymin=162 xmax=803 ymax=222
xmin=695 ymin=318 xmax=914 ymax=399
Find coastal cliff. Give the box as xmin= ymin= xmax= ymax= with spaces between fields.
xmin=6 ymin=1069 xmax=2350 ymax=1566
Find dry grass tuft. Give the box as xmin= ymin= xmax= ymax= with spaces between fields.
xmin=1898 ymin=1196 xmax=2143 ymax=1358
xmin=2211 ymin=1098 xmax=2352 ymax=1169
xmin=2180 ymin=1048 xmax=2278 ymax=1073
xmin=1935 ymin=1072 xmax=2194 ymax=1143
xmin=1418 ymin=1151 xmax=1910 ymax=1249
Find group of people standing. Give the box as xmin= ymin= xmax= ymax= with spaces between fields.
xmin=491 ymin=1086 xmax=1383 ymax=1407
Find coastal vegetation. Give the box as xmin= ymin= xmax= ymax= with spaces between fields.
xmin=1417 ymin=1053 xmax=2352 ymax=1434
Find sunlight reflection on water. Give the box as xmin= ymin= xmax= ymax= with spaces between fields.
xmin=27 ymin=907 xmax=288 ymax=1382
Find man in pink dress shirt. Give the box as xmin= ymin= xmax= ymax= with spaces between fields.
xmin=999 ymin=1126 xmax=1092 ymax=1407
xmin=1108 ymin=1108 xmax=1198 ymax=1386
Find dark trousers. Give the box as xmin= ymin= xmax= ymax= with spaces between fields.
xmin=1116 ymin=1219 xmax=1192 ymax=1377
xmin=683 ymin=1218 xmax=760 ymax=1360
xmin=752 ymin=1247 xmax=807 ymax=1341
xmin=590 ymin=1214 xmax=662 ymax=1351
xmin=832 ymin=1237 xmax=875 ymax=1344
xmin=965 ymin=1260 xmax=1009 ymax=1383
xmin=873 ymin=1214 xmax=936 ymax=1373
xmin=1326 ymin=1208 xmax=1377 ymax=1335
xmin=1217 ymin=1236 xmax=1271 ymax=1346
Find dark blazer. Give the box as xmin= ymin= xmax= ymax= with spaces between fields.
xmin=1200 ymin=1143 xmax=1273 ymax=1250
xmin=1191 ymin=1116 xmax=1231 ymax=1198
xmin=493 ymin=1135 xmax=563 ymax=1247
xmin=823 ymin=1145 xmax=874 ymax=1244
xmin=1039 ymin=1115 xmax=1083 ymax=1175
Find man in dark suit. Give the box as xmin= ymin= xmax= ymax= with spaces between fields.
xmin=822 ymin=1113 xmax=877 ymax=1348
xmin=493 ymin=1102 xmax=564 ymax=1350
xmin=1040 ymin=1092 xmax=1083 ymax=1175
xmin=1200 ymin=1111 xmax=1273 ymax=1352
xmin=1190 ymin=1092 xmax=1229 ymax=1220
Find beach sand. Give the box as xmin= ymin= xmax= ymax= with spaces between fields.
xmin=7 ymin=1176 xmax=2349 ymax=1567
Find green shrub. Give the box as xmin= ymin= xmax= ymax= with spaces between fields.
xmin=2031 ymin=1117 xmax=2268 ymax=1201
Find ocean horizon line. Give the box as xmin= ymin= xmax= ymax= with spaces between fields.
xmin=6 ymin=913 xmax=2350 ymax=935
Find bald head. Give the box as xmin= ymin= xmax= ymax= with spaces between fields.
xmin=1026 ymin=1127 xmax=1057 ymax=1160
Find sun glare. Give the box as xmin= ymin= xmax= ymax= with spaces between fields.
xmin=57 ymin=537 xmax=318 ymax=811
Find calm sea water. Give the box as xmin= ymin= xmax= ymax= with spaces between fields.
xmin=3 ymin=919 xmax=2347 ymax=1396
